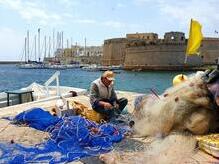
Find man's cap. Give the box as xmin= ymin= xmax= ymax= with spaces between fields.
xmin=102 ymin=70 xmax=115 ymax=81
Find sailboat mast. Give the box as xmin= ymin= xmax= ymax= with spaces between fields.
xmin=27 ymin=30 xmax=29 ymax=62
xmin=67 ymin=39 xmax=69 ymax=48
xmin=48 ymin=36 xmax=51 ymax=58
xmin=53 ymin=29 xmax=55 ymax=57
xmin=24 ymin=37 xmax=27 ymax=63
xmin=38 ymin=28 xmax=41 ymax=62
xmin=61 ymin=31 xmax=64 ymax=50
xmin=44 ymin=36 xmax=47 ymax=58
xmin=84 ymin=37 xmax=86 ymax=56
xmin=57 ymin=32 xmax=59 ymax=49
xmin=34 ymin=35 xmax=37 ymax=61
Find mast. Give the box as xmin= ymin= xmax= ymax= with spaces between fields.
xmin=44 ymin=36 xmax=47 ymax=58
xmin=61 ymin=31 xmax=64 ymax=50
xmin=24 ymin=37 xmax=27 ymax=63
xmin=27 ymin=30 xmax=29 ymax=62
xmin=38 ymin=28 xmax=41 ymax=62
xmin=48 ymin=36 xmax=51 ymax=58
xmin=84 ymin=37 xmax=86 ymax=56
xmin=53 ymin=29 xmax=55 ymax=57
xmin=57 ymin=32 xmax=59 ymax=49
xmin=34 ymin=35 xmax=37 ymax=61
xmin=67 ymin=39 xmax=69 ymax=48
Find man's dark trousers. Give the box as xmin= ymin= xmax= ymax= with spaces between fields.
xmin=92 ymin=98 xmax=128 ymax=118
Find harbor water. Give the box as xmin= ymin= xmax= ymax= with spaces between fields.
xmin=0 ymin=65 xmax=194 ymax=94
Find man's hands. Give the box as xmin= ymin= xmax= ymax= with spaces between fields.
xmin=113 ymin=103 xmax=119 ymax=109
xmin=103 ymin=102 xmax=113 ymax=109
xmin=99 ymin=101 xmax=119 ymax=110
xmin=99 ymin=101 xmax=113 ymax=109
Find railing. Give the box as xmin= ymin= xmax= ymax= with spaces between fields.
xmin=44 ymin=71 xmax=61 ymax=97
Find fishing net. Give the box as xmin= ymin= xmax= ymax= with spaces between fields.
xmin=0 ymin=108 xmax=126 ymax=163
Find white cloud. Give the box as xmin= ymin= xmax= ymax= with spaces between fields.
xmin=57 ymin=0 xmax=80 ymax=7
xmin=117 ymin=3 xmax=126 ymax=8
xmin=132 ymin=0 xmax=219 ymax=36
xmin=74 ymin=19 xmax=96 ymax=24
xmin=0 ymin=27 xmax=23 ymax=61
xmin=102 ymin=20 xmax=125 ymax=28
xmin=0 ymin=0 xmax=63 ymax=26
xmin=133 ymin=0 xmax=153 ymax=6
xmin=157 ymin=0 xmax=219 ymax=36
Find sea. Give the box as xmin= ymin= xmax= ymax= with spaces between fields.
xmin=0 ymin=64 xmax=195 ymax=94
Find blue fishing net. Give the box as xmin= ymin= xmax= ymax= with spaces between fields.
xmin=0 ymin=108 xmax=125 ymax=163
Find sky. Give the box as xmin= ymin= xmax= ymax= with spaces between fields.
xmin=0 ymin=0 xmax=219 ymax=61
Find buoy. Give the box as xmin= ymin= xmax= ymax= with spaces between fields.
xmin=173 ymin=74 xmax=188 ymax=86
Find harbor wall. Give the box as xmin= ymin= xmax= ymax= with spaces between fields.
xmin=124 ymin=44 xmax=203 ymax=70
xmin=101 ymin=38 xmax=127 ymax=66
xmin=201 ymin=38 xmax=219 ymax=64
xmin=102 ymin=32 xmax=219 ymax=70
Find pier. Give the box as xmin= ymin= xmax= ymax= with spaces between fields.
xmin=0 ymin=90 xmax=218 ymax=163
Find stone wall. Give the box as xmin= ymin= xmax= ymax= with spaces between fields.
xmin=124 ymin=44 xmax=202 ymax=70
xmin=164 ymin=32 xmax=185 ymax=44
xmin=102 ymin=38 xmax=127 ymax=66
xmin=126 ymin=33 xmax=158 ymax=41
xmin=201 ymin=38 xmax=219 ymax=64
xmin=102 ymin=32 xmax=219 ymax=70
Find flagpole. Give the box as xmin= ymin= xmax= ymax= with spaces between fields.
xmin=184 ymin=19 xmax=192 ymax=64
xmin=184 ymin=54 xmax=188 ymax=64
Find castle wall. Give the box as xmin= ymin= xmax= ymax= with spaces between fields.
xmin=102 ymin=32 xmax=219 ymax=70
xmin=164 ymin=32 xmax=185 ymax=44
xmin=201 ymin=38 xmax=219 ymax=64
xmin=102 ymin=38 xmax=127 ymax=66
xmin=124 ymin=44 xmax=203 ymax=70
xmin=126 ymin=33 xmax=158 ymax=41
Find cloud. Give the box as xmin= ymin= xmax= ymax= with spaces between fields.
xmin=157 ymin=0 xmax=219 ymax=35
xmin=132 ymin=0 xmax=219 ymax=36
xmin=74 ymin=19 xmax=96 ymax=24
xmin=102 ymin=20 xmax=125 ymax=28
xmin=57 ymin=0 xmax=80 ymax=7
xmin=159 ymin=1 xmax=215 ymax=21
xmin=0 ymin=0 xmax=63 ymax=26
xmin=0 ymin=27 xmax=23 ymax=61
xmin=117 ymin=3 xmax=126 ymax=8
xmin=133 ymin=0 xmax=154 ymax=6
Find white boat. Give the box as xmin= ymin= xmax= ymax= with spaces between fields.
xmin=45 ymin=64 xmax=67 ymax=70
xmin=0 ymin=71 xmax=87 ymax=108
xmin=82 ymin=64 xmax=123 ymax=71
xmin=66 ymin=64 xmax=80 ymax=69
xmin=18 ymin=63 xmax=46 ymax=69
xmin=82 ymin=64 xmax=99 ymax=71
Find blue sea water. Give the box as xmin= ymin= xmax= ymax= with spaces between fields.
xmin=0 ymin=65 xmax=195 ymax=94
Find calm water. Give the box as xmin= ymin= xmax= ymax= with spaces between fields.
xmin=0 ymin=65 xmax=195 ymax=94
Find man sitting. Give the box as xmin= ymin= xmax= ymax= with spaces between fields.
xmin=89 ymin=71 xmax=128 ymax=119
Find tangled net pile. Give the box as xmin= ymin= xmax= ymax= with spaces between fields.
xmin=0 ymin=108 xmax=125 ymax=163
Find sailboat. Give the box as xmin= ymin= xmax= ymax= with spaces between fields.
xmin=18 ymin=29 xmax=46 ymax=69
xmin=45 ymin=31 xmax=68 ymax=70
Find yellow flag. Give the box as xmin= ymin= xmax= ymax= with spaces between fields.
xmin=186 ymin=19 xmax=203 ymax=55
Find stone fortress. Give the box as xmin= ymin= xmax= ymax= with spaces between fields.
xmin=102 ymin=32 xmax=219 ymax=70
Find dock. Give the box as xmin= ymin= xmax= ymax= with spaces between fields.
xmin=0 ymin=90 xmax=218 ymax=163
